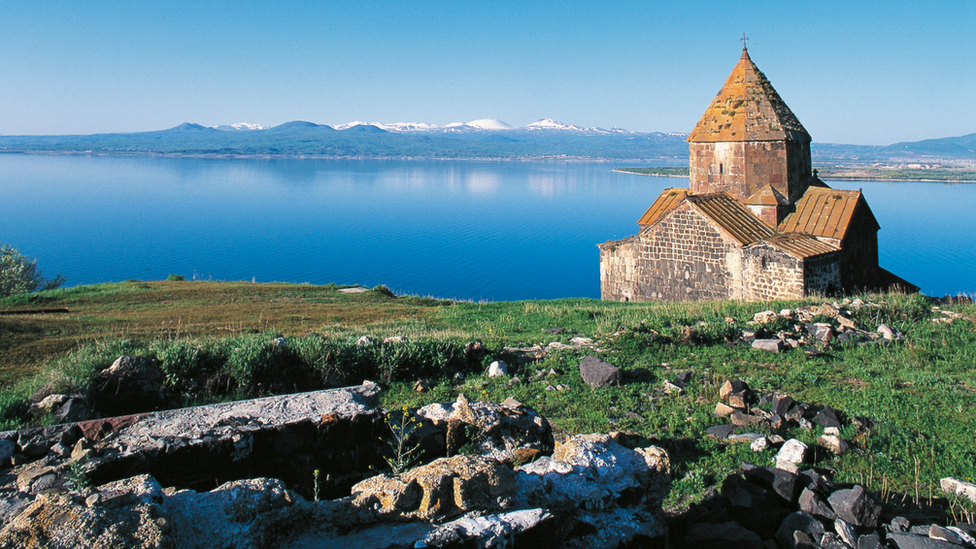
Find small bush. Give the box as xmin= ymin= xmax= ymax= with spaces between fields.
xmin=0 ymin=243 xmax=65 ymax=297
xmin=165 ymin=274 xmax=186 ymax=282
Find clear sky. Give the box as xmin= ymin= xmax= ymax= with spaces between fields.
xmin=2 ymin=1 xmax=973 ymax=145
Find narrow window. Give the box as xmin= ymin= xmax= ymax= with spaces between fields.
xmin=719 ymin=163 xmax=724 ymax=175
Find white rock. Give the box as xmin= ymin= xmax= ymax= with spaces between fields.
xmin=775 ymin=439 xmax=810 ymax=473
xmin=941 ymin=477 xmax=976 ymax=504
xmin=488 ymin=361 xmax=508 ymax=377
xmin=750 ymin=436 xmax=769 ymax=452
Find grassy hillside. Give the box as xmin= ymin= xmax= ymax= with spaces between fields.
xmin=2 ymin=281 xmax=974 ymax=520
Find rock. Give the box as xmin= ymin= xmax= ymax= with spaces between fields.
xmin=353 ymin=455 xmax=517 ymax=519
xmin=413 ymin=379 xmax=430 ymax=393
xmin=754 ymin=310 xmax=779 ymax=324
xmin=714 ymin=402 xmax=736 ymax=418
xmin=948 ymin=526 xmax=976 ymax=546
xmin=821 ymin=532 xmax=848 ymax=549
xmin=816 ymin=407 xmax=843 ymax=429
xmin=930 ymin=524 xmax=968 ymax=545
xmin=818 ymin=435 xmax=850 ymax=455
xmin=824 ymin=426 xmax=841 ymax=436
xmin=891 ymin=516 xmax=912 ymax=533
xmin=752 ymin=339 xmax=785 ymax=353
xmin=706 ymin=425 xmax=736 ymax=440
xmin=383 ymin=336 xmax=404 ymax=344
xmin=487 ymin=361 xmax=508 ymax=377
xmin=775 ymin=439 xmax=810 ymax=473
xmin=720 ymin=380 xmax=750 ymax=400
xmin=515 ymin=434 xmax=670 ymax=512
xmin=878 ymin=324 xmax=901 ymax=341
xmin=750 ymin=437 xmax=769 ymax=452
xmin=662 ymin=381 xmax=684 ymax=395
xmin=798 ymin=469 xmax=837 ymax=496
xmin=730 ymin=411 xmax=764 ymax=426
xmin=827 ymin=485 xmax=881 ymax=528
xmin=683 ymin=520 xmax=762 ymax=549
xmin=744 ymin=465 xmax=801 ymax=503
xmin=674 ymin=370 xmax=694 ymax=387
xmin=579 ymin=356 xmax=621 ymax=389
xmin=835 ymin=518 xmax=858 ymax=546
xmin=888 ymin=533 xmax=961 ymax=549
xmin=30 ymin=394 xmax=69 ymax=416
xmin=776 ymin=511 xmax=825 ymax=549
xmin=799 ymin=488 xmax=836 ymax=520
xmin=721 ymin=474 xmax=791 ymax=539
xmin=814 ymin=323 xmax=835 ymax=343
xmin=772 ymin=393 xmax=795 ymax=416
xmin=858 ymin=532 xmax=884 ymax=549
xmin=770 ymin=414 xmax=788 ymax=430
xmin=729 ymin=391 xmax=751 ymax=410
xmin=942 ymin=477 xmax=976 ymax=504
xmin=417 ymin=394 xmax=553 ymax=462
xmin=418 ymin=508 xmax=559 ymax=548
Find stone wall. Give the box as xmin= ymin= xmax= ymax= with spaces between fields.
xmin=628 ymin=204 xmax=734 ymax=301
xmin=803 ymin=252 xmax=841 ymax=296
xmin=838 ymin=210 xmax=880 ymax=291
xmin=598 ymin=238 xmax=638 ymax=301
xmin=689 ymin=140 xmax=812 ymax=204
xmin=741 ymin=243 xmax=805 ymax=300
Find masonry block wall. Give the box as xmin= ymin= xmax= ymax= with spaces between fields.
xmin=689 ymin=140 xmax=812 ymax=204
xmin=803 ymin=253 xmax=842 ymax=296
xmin=741 ymin=244 xmax=804 ymax=300
xmin=599 ymin=239 xmax=637 ymax=301
xmin=630 ymin=205 xmax=734 ymax=301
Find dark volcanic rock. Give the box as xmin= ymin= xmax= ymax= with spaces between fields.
xmin=722 ymin=474 xmax=790 ymax=539
xmin=579 ymin=355 xmax=621 ymax=389
xmin=743 ymin=465 xmax=801 ymax=504
xmin=828 ymin=485 xmax=881 ymax=528
xmin=776 ymin=511 xmax=825 ymax=549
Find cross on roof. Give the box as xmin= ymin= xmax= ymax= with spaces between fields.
xmin=740 ymin=33 xmax=749 ymax=50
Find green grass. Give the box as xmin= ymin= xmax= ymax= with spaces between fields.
xmin=2 ymin=281 xmax=975 ymax=521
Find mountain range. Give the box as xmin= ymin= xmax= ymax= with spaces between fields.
xmin=0 ymin=118 xmax=973 ymax=162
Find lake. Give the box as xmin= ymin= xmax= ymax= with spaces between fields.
xmin=1 ymin=154 xmax=971 ymax=301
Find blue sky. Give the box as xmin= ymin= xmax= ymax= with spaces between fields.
xmin=1 ymin=1 xmax=973 ymax=145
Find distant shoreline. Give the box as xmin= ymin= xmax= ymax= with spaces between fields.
xmin=614 ymin=166 xmax=976 ymax=183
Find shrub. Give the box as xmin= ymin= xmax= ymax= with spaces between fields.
xmin=0 ymin=244 xmax=65 ymax=297
xmin=165 ymin=274 xmax=186 ymax=281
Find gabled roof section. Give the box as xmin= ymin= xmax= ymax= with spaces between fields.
xmin=688 ymin=48 xmax=810 ymax=143
xmin=637 ymin=188 xmax=689 ymax=227
xmin=778 ymin=187 xmax=879 ymax=241
xmin=687 ymin=193 xmax=775 ymax=245
xmin=762 ymin=234 xmax=840 ymax=259
xmin=744 ymin=185 xmax=789 ymax=206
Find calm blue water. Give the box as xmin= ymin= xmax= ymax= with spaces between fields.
xmin=0 ymin=154 xmax=971 ymax=300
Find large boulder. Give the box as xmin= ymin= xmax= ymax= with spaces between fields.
xmin=351 ymin=455 xmax=518 ymax=520
xmin=92 ymin=356 xmax=167 ymax=415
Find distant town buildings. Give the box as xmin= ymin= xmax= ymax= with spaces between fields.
xmin=599 ymin=46 xmax=916 ymax=301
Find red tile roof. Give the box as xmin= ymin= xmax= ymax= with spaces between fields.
xmin=778 ymin=187 xmax=878 ymax=241
xmin=637 ymin=189 xmax=688 ymax=227
xmin=763 ymin=234 xmax=840 ymax=259
xmin=687 ymin=193 xmax=775 ymax=245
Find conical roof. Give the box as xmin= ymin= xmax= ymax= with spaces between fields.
xmin=688 ymin=48 xmax=810 ymax=143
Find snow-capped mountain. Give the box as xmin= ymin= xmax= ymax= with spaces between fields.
xmin=464 ymin=119 xmax=513 ymax=130
xmin=215 ymin=118 xmax=636 ymax=134
xmin=525 ymin=118 xmax=584 ymax=131
xmin=213 ymin=123 xmax=266 ymax=131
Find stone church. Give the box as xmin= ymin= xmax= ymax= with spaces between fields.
xmin=599 ymin=46 xmax=916 ymax=301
